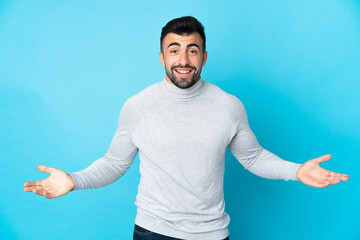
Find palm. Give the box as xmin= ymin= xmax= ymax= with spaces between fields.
xmin=24 ymin=165 xmax=75 ymax=199
xmin=296 ymin=154 xmax=349 ymax=188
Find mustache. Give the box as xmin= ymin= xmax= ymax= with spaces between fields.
xmin=171 ymin=64 xmax=196 ymax=71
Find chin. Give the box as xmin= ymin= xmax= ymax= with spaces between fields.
xmin=174 ymin=79 xmax=196 ymax=89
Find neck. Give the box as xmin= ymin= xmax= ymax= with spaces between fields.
xmin=161 ymin=77 xmax=205 ymax=101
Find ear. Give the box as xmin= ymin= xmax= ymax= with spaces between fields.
xmin=202 ymin=51 xmax=208 ymax=67
xmin=159 ymin=51 xmax=165 ymax=67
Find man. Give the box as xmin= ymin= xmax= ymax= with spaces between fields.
xmin=24 ymin=16 xmax=349 ymax=240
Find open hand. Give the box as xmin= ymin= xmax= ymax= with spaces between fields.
xmin=296 ymin=154 xmax=349 ymax=188
xmin=24 ymin=165 xmax=75 ymax=199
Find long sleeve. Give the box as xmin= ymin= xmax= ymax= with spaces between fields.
xmin=228 ymin=97 xmax=301 ymax=181
xmin=69 ymin=100 xmax=138 ymax=189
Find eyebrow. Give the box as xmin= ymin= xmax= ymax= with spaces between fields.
xmin=167 ymin=42 xmax=201 ymax=50
xmin=187 ymin=43 xmax=200 ymax=50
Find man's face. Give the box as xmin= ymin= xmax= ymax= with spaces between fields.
xmin=159 ymin=33 xmax=208 ymax=89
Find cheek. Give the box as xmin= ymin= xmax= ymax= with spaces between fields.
xmin=166 ymin=61 xmax=174 ymax=69
xmin=192 ymin=59 xmax=203 ymax=68
xmin=164 ymin=58 xmax=176 ymax=67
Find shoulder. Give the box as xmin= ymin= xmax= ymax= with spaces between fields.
xmin=126 ymin=81 xmax=161 ymax=104
xmin=204 ymin=82 xmax=250 ymax=131
xmin=204 ymin=81 xmax=245 ymax=113
xmin=121 ymin=81 xmax=162 ymax=115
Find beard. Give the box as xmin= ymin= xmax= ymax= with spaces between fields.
xmin=165 ymin=64 xmax=201 ymax=89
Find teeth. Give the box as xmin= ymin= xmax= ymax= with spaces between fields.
xmin=176 ymin=70 xmax=190 ymax=74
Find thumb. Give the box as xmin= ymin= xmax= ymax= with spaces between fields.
xmin=37 ymin=165 xmax=54 ymax=174
xmin=316 ymin=154 xmax=332 ymax=164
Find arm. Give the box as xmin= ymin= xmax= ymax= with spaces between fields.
xmin=69 ymin=100 xmax=138 ymax=189
xmin=24 ymin=100 xmax=138 ymax=198
xmin=227 ymin=97 xmax=349 ymax=187
xmin=228 ymin=97 xmax=301 ymax=181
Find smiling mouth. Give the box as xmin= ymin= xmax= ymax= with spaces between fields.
xmin=174 ymin=68 xmax=193 ymax=77
xmin=175 ymin=69 xmax=192 ymax=73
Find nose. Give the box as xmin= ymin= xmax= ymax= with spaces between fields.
xmin=179 ymin=51 xmax=190 ymax=66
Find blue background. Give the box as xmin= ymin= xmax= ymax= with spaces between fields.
xmin=1 ymin=0 xmax=359 ymax=239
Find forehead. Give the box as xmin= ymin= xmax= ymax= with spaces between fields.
xmin=163 ymin=33 xmax=203 ymax=49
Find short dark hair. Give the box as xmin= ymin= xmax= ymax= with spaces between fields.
xmin=160 ymin=16 xmax=206 ymax=53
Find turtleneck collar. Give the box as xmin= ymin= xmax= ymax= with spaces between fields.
xmin=160 ymin=77 xmax=206 ymax=101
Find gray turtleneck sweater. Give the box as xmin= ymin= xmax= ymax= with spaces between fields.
xmin=69 ymin=78 xmax=302 ymax=240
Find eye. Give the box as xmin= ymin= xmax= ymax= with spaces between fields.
xmin=170 ymin=49 xmax=178 ymax=54
xmin=189 ymin=49 xmax=198 ymax=55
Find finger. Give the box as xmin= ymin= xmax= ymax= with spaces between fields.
xmin=318 ymin=181 xmax=330 ymax=188
xmin=316 ymin=154 xmax=332 ymax=164
xmin=33 ymin=188 xmax=52 ymax=197
xmin=24 ymin=185 xmax=44 ymax=192
xmin=340 ymin=176 xmax=349 ymax=181
xmin=24 ymin=181 xmax=42 ymax=187
xmin=330 ymin=179 xmax=341 ymax=185
xmin=37 ymin=165 xmax=53 ymax=174
xmin=323 ymin=175 xmax=348 ymax=187
xmin=31 ymin=188 xmax=46 ymax=196
xmin=44 ymin=192 xmax=55 ymax=199
xmin=338 ymin=175 xmax=349 ymax=181
xmin=24 ymin=187 xmax=33 ymax=192
xmin=329 ymin=172 xmax=349 ymax=181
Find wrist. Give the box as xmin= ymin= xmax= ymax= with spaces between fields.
xmin=296 ymin=164 xmax=303 ymax=181
xmin=67 ymin=173 xmax=76 ymax=191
